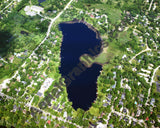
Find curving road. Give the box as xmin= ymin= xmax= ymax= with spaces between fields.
xmin=0 ymin=0 xmax=15 ymax=13
xmin=148 ymin=0 xmax=154 ymax=11
xmin=129 ymin=45 xmax=151 ymax=63
xmin=0 ymin=0 xmax=74 ymax=90
xmin=145 ymin=65 xmax=160 ymax=105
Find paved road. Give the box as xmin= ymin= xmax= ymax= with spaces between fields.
xmin=0 ymin=70 xmax=18 ymax=91
xmin=148 ymin=0 xmax=154 ymax=11
xmin=0 ymin=0 xmax=74 ymax=90
xmin=26 ymin=103 xmax=82 ymax=128
xmin=112 ymin=110 xmax=146 ymax=127
xmin=0 ymin=1 xmax=80 ymax=127
xmin=146 ymin=65 xmax=160 ymax=105
xmin=129 ymin=45 xmax=151 ymax=63
xmin=104 ymin=106 xmax=113 ymax=127
xmin=0 ymin=0 xmax=15 ymax=13
xmin=0 ymin=92 xmax=14 ymax=99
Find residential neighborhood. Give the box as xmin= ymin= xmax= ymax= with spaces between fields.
xmin=0 ymin=0 xmax=160 ymax=127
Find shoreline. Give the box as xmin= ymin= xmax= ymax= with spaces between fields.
xmin=79 ymin=48 xmax=109 ymax=68
xmin=60 ymin=19 xmax=101 ymax=39
xmin=58 ymin=19 xmax=106 ymax=111
xmin=59 ymin=19 xmax=108 ymax=68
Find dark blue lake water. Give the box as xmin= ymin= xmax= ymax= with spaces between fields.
xmin=59 ymin=23 xmax=102 ymax=110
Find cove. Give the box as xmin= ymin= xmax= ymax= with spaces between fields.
xmin=38 ymin=0 xmax=46 ymax=3
xmin=59 ymin=21 xmax=102 ymax=110
xmin=38 ymin=0 xmax=46 ymax=5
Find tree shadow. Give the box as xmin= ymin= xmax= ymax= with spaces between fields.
xmin=0 ymin=30 xmax=13 ymax=57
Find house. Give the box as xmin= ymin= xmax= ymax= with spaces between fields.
xmin=121 ymin=93 xmax=125 ymax=99
xmin=67 ymin=116 xmax=72 ymax=120
xmin=18 ymin=56 xmax=25 ymax=59
xmin=113 ymin=72 xmax=116 ymax=79
xmin=103 ymin=103 xmax=108 ymax=107
xmin=106 ymin=89 xmax=110 ymax=92
xmin=53 ymin=10 xmax=57 ymax=13
xmin=139 ymin=97 xmax=143 ymax=103
xmin=134 ymin=101 xmax=137 ymax=105
xmin=38 ymin=78 xmax=54 ymax=96
xmin=41 ymin=116 xmax=47 ymax=120
xmin=7 ymin=88 xmax=10 ymax=92
xmin=37 ymin=92 xmax=42 ymax=97
xmin=133 ymin=121 xmax=136 ymax=126
xmin=63 ymin=111 xmax=67 ymax=118
xmin=132 ymin=67 xmax=137 ymax=72
xmin=141 ymin=68 xmax=151 ymax=74
xmin=58 ymin=108 xmax=63 ymax=112
xmin=48 ymin=103 xmax=52 ymax=107
xmin=9 ymin=56 xmax=14 ymax=63
xmin=29 ymin=76 xmax=32 ymax=79
xmin=47 ymin=120 xmax=51 ymax=125
xmin=107 ymin=94 xmax=112 ymax=100
xmin=136 ymin=109 xmax=141 ymax=117
xmin=31 ymin=6 xmax=44 ymax=14
xmin=95 ymin=16 xmax=100 ymax=19
xmin=114 ymin=113 xmax=118 ymax=117
xmin=17 ymin=75 xmax=21 ymax=82
xmin=141 ymin=43 xmax=145 ymax=47
xmin=133 ymin=31 xmax=138 ymax=36
xmin=112 ymin=84 xmax=116 ymax=89
xmin=123 ymin=108 xmax=127 ymax=114
xmin=109 ymin=124 xmax=114 ymax=128
xmin=90 ymin=14 xmax=94 ymax=18
xmin=79 ymin=10 xmax=83 ymax=14
xmin=150 ymin=98 xmax=155 ymax=106
xmin=13 ymin=105 xmax=17 ymax=110
xmin=53 ymin=105 xmax=58 ymax=110
xmin=123 ymin=117 xmax=129 ymax=123
xmin=24 ymin=6 xmax=44 ymax=16
xmin=119 ymin=100 xmax=123 ymax=106
xmin=146 ymin=117 xmax=149 ymax=121
xmin=122 ymin=54 xmax=127 ymax=59
xmin=118 ymin=26 xmax=124 ymax=31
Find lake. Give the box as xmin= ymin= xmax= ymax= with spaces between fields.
xmin=59 ymin=22 xmax=102 ymax=110
xmin=38 ymin=0 xmax=46 ymax=4
xmin=38 ymin=0 xmax=46 ymax=5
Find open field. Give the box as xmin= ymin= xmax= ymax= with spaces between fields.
xmin=89 ymin=4 xmax=122 ymax=25
xmin=80 ymin=39 xmax=125 ymax=67
xmin=80 ymin=28 xmax=132 ymax=67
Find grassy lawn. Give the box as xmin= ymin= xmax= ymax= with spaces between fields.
xmin=80 ymin=39 xmax=125 ymax=67
xmin=89 ymin=106 xmax=99 ymax=116
xmin=0 ymin=75 xmax=8 ymax=84
xmin=32 ymin=95 xmax=40 ymax=106
xmin=80 ymin=28 xmax=132 ymax=67
xmin=117 ymin=30 xmax=132 ymax=44
xmin=155 ymin=69 xmax=160 ymax=82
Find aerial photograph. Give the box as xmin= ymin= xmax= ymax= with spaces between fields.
xmin=0 ymin=0 xmax=160 ymax=127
